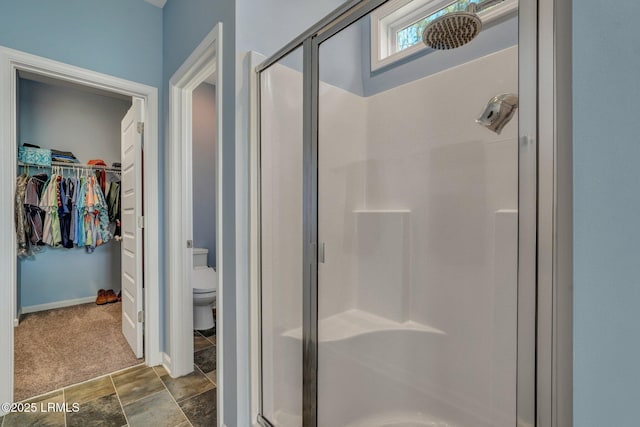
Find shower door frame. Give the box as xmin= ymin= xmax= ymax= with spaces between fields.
xmin=253 ymin=0 xmax=572 ymax=425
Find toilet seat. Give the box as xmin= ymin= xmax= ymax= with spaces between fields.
xmin=193 ymin=267 xmax=217 ymax=294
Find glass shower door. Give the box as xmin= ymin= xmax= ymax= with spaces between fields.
xmin=316 ymin=9 xmax=519 ymax=427
xmin=259 ymin=47 xmax=304 ymax=427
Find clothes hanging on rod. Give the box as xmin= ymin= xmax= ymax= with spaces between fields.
xmin=15 ymin=164 xmax=119 ymax=256
xmin=59 ymin=175 xmax=75 ymax=249
xmin=15 ymin=175 xmax=29 ymax=257
xmin=17 ymin=160 xmax=122 ymax=174
xmin=25 ymin=173 xmax=48 ymax=247
xmin=88 ymin=159 xmax=108 ymax=193
xmin=16 ymin=171 xmax=50 ymax=256
xmin=46 ymin=173 xmax=112 ymax=252
xmin=107 ymin=180 xmax=121 ymax=238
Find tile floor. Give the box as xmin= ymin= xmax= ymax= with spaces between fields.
xmin=1 ymin=331 xmax=217 ymax=427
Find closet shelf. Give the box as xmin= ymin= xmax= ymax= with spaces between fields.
xmin=18 ymin=160 xmax=121 ymax=173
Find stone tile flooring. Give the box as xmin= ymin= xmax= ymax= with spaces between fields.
xmin=1 ymin=331 xmax=217 ymax=427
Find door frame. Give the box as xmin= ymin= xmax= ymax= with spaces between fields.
xmin=166 ymin=23 xmax=224 ymax=424
xmin=249 ymin=0 xmax=573 ymax=426
xmin=0 ymin=45 xmax=161 ymax=408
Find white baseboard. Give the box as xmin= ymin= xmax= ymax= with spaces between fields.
xmin=21 ymin=296 xmax=96 ymax=314
xmin=162 ymin=352 xmax=173 ymax=376
xmin=146 ymin=348 xmax=163 ymax=367
xmin=14 ymin=307 xmax=22 ymax=327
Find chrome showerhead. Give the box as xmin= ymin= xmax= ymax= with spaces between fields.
xmin=422 ymin=3 xmax=482 ymax=50
xmin=476 ymin=93 xmax=518 ymax=134
xmin=423 ymin=0 xmax=506 ymax=50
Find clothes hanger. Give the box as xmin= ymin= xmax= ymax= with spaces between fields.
xmin=31 ymin=174 xmax=47 ymax=184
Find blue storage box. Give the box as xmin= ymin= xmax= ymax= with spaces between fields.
xmin=18 ymin=146 xmax=51 ymax=167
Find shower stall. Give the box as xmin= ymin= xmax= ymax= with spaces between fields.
xmin=256 ymin=0 xmax=541 ymax=426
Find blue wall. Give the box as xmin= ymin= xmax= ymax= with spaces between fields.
xmin=0 ymin=0 xmax=163 ymax=89
xmin=163 ymin=1 xmax=236 ymax=425
xmin=319 ymin=18 xmax=366 ymax=96
xmin=573 ymin=2 xmax=640 ymax=426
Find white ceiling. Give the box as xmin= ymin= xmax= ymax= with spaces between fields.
xmin=144 ymin=0 xmax=167 ymax=8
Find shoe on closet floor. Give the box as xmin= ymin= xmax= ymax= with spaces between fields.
xmin=105 ymin=289 xmax=118 ymax=304
xmin=96 ymin=289 xmax=108 ymax=305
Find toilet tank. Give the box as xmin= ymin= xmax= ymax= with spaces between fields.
xmin=193 ymin=248 xmax=209 ymax=267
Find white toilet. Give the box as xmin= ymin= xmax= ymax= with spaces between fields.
xmin=192 ymin=248 xmax=217 ymax=331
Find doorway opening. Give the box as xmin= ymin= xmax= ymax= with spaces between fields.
xmin=191 ymin=75 xmax=218 ymax=339
xmin=0 ymin=46 xmax=161 ymax=408
xmin=166 ymin=23 xmax=224 ymax=426
xmin=13 ymin=72 xmax=146 ymax=401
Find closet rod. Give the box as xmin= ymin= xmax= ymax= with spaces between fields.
xmin=18 ymin=161 xmax=121 ymax=173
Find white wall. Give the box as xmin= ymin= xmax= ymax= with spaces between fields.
xmin=354 ymin=45 xmax=518 ymax=425
xmin=317 ymin=65 xmax=368 ymax=320
xmin=192 ymin=82 xmax=217 ymax=268
xmin=18 ymin=78 xmax=130 ymax=309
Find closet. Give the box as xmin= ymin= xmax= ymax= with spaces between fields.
xmin=16 ymin=71 xmax=129 ymax=313
xmin=13 ymin=71 xmax=143 ymax=401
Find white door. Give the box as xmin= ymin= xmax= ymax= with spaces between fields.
xmin=121 ymin=98 xmax=144 ymax=358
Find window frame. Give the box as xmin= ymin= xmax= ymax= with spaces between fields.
xmin=370 ymin=0 xmax=518 ymax=71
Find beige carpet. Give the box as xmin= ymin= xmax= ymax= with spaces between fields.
xmin=14 ymin=302 xmax=143 ymax=401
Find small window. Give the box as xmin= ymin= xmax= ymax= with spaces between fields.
xmin=395 ymin=1 xmax=475 ymax=52
xmin=371 ymin=0 xmax=518 ymax=71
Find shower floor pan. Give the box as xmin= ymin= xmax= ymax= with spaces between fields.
xmin=268 ymin=410 xmax=454 ymax=427
xmin=281 ymin=308 xmax=444 ymax=342
xmin=275 ymin=310 xmax=510 ymax=427
xmin=345 ymin=411 xmax=456 ymax=427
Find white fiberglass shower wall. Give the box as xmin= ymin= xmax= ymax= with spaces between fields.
xmin=259 ymin=3 xmax=520 ymax=426
xmin=317 ymin=47 xmax=518 ymax=427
